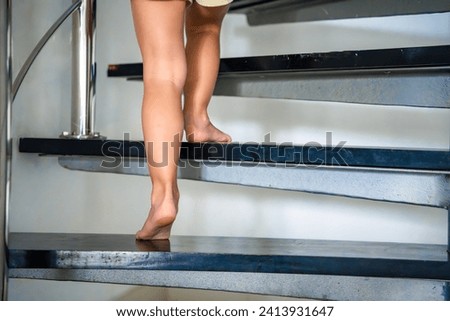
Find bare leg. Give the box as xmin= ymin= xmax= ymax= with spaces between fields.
xmin=184 ymin=2 xmax=232 ymax=143
xmin=130 ymin=0 xmax=186 ymax=239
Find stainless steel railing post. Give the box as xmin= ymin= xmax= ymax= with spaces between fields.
xmin=62 ymin=0 xmax=102 ymax=139
xmin=0 ymin=0 xmax=12 ymax=301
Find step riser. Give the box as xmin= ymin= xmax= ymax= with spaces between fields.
xmin=215 ymin=72 xmax=450 ymax=108
xmin=9 ymin=269 xmax=450 ymax=300
xmin=58 ymin=156 xmax=450 ymax=208
xmin=237 ymin=0 xmax=450 ymax=25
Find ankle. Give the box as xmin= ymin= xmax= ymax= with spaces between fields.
xmin=184 ymin=110 xmax=210 ymax=126
xmin=150 ymin=184 xmax=179 ymax=207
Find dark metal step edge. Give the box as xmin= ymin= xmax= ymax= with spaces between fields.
xmin=107 ymin=45 xmax=450 ymax=80
xmin=8 ymin=233 xmax=445 ymax=259
xmin=230 ymin=0 xmax=333 ymax=13
xmin=19 ymin=138 xmax=450 ymax=172
xmin=9 ymin=251 xmax=450 ymax=280
xmin=229 ymin=0 xmax=296 ymax=13
xmin=229 ymin=0 xmax=277 ymax=12
xmin=7 ymin=233 xmax=450 ymax=281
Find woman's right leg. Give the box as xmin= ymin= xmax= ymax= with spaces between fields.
xmin=130 ymin=0 xmax=187 ymax=240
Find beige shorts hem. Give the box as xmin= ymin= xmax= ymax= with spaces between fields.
xmin=188 ymin=0 xmax=233 ymax=7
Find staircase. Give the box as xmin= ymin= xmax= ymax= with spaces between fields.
xmin=4 ymin=0 xmax=450 ymax=300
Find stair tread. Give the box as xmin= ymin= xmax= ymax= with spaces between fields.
xmin=8 ymin=233 xmax=450 ymax=280
xmin=107 ymin=45 xmax=450 ymax=80
xmin=19 ymin=138 xmax=450 ymax=172
xmin=9 ymin=232 xmax=445 ymax=259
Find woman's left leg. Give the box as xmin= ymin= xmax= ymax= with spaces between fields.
xmin=184 ymin=1 xmax=232 ymax=143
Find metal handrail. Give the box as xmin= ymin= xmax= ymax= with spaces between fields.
xmin=12 ymin=0 xmax=82 ymax=101
xmin=1 ymin=0 xmax=12 ymax=302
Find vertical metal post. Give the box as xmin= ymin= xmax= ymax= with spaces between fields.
xmin=447 ymin=210 xmax=450 ymax=305
xmin=62 ymin=0 xmax=102 ymax=139
xmin=1 ymin=0 xmax=12 ymax=301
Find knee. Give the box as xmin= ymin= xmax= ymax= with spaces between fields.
xmin=186 ymin=4 xmax=227 ymax=36
xmin=143 ymin=58 xmax=187 ymax=93
xmin=186 ymin=21 xmax=221 ymax=37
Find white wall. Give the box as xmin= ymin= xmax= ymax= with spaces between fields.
xmin=7 ymin=0 xmax=450 ymax=300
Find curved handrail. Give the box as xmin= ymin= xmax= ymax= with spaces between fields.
xmin=12 ymin=0 xmax=81 ymax=101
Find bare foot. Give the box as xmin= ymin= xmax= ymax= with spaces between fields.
xmin=136 ymin=196 xmax=178 ymax=240
xmin=185 ymin=118 xmax=232 ymax=143
xmin=184 ymin=115 xmax=231 ymax=143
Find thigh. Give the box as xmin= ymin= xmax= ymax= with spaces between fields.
xmin=130 ymin=0 xmax=187 ymax=88
xmin=187 ymin=0 xmax=230 ymax=29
